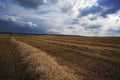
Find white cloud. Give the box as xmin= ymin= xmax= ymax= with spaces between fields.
xmin=66 ymin=10 xmax=120 ymax=36
xmin=25 ymin=22 xmax=37 ymax=28
xmin=57 ymin=0 xmax=98 ymax=18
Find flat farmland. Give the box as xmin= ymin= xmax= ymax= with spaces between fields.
xmin=0 ymin=35 xmax=120 ymax=80
xmin=0 ymin=35 xmax=81 ymax=80
xmin=14 ymin=35 xmax=120 ymax=80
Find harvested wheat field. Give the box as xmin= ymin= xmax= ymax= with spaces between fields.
xmin=0 ymin=34 xmax=120 ymax=80
xmin=0 ymin=35 xmax=80 ymax=80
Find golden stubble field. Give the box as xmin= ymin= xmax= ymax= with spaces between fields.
xmin=0 ymin=34 xmax=120 ymax=80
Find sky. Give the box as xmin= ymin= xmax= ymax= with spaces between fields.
xmin=0 ymin=0 xmax=120 ymax=36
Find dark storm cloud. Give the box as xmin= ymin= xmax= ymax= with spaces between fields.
xmin=79 ymin=0 xmax=120 ymax=17
xmin=98 ymin=0 xmax=120 ymax=17
xmin=0 ymin=2 xmax=5 ymax=9
xmin=0 ymin=18 xmax=44 ymax=34
xmin=14 ymin=0 xmax=46 ymax=9
xmin=98 ymin=0 xmax=120 ymax=9
xmin=79 ymin=6 xmax=117 ymax=18
xmin=79 ymin=6 xmax=102 ymax=17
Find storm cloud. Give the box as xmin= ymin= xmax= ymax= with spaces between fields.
xmin=78 ymin=0 xmax=120 ymax=18
xmin=15 ymin=0 xmax=47 ymax=9
xmin=0 ymin=18 xmax=43 ymax=34
xmin=0 ymin=2 xmax=5 ymax=9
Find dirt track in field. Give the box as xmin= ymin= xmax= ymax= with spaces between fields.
xmin=0 ymin=35 xmax=17 ymax=80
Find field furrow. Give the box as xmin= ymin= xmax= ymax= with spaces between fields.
xmin=15 ymin=35 xmax=120 ymax=80
xmin=34 ymin=37 xmax=120 ymax=49
xmin=10 ymin=37 xmax=81 ymax=80
xmin=1 ymin=35 xmax=120 ymax=80
xmin=15 ymin=36 xmax=120 ymax=61
xmin=0 ymin=35 xmax=82 ymax=80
